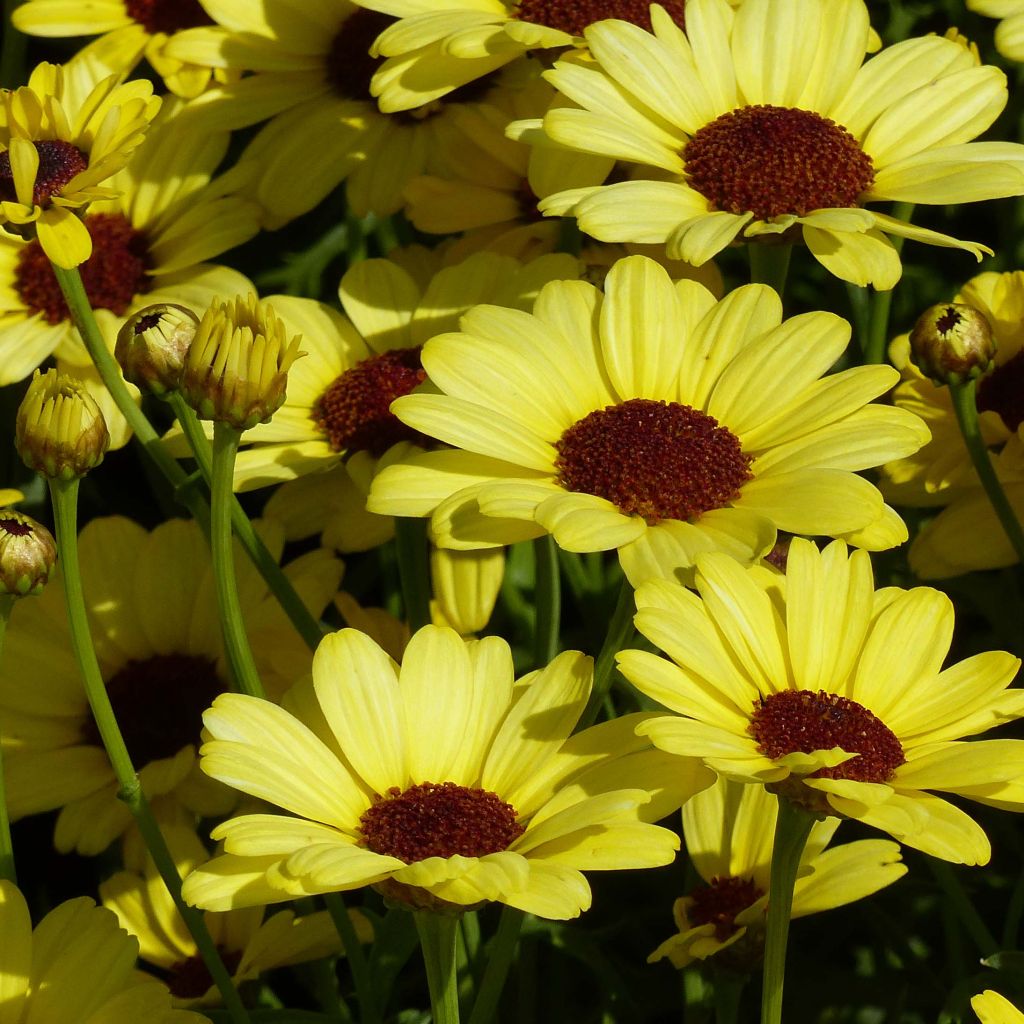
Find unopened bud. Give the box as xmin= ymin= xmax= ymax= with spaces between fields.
xmin=15 ymin=369 xmax=110 ymax=479
xmin=180 ymin=294 xmax=303 ymax=431
xmin=909 ymin=302 xmax=996 ymax=386
xmin=0 ymin=511 xmax=57 ymax=596
xmin=115 ymin=303 xmax=198 ymax=396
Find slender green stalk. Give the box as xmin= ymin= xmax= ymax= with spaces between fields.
xmin=168 ymin=395 xmax=324 ymax=652
xmin=211 ymin=423 xmax=265 ymax=698
xmin=760 ymin=796 xmax=815 ymax=1024
xmin=533 ymin=535 xmax=561 ymax=668
xmin=49 ymin=477 xmax=251 ymax=1024
xmin=578 ymin=577 xmax=636 ymax=729
xmin=467 ymin=907 xmax=525 ymax=1024
xmin=415 ymin=911 xmax=461 ymax=1024
xmin=862 ymin=202 xmax=914 ymax=365
xmin=395 ymin=517 xmax=432 ymax=632
xmin=714 ymin=972 xmax=746 ymax=1024
xmin=928 ymin=859 xmax=999 ymax=958
xmin=0 ymin=594 xmax=15 ymax=884
xmin=0 ymin=0 xmax=27 ymax=89
xmin=54 ymin=266 xmax=323 ymax=651
xmin=949 ymin=380 xmax=1024 ymax=566
xmin=323 ymin=892 xmax=380 ymax=1024
xmin=748 ymin=244 xmax=791 ymax=298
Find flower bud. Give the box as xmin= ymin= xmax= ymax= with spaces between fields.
xmin=15 ymin=369 xmax=110 ymax=479
xmin=115 ymin=303 xmax=199 ymax=396
xmin=0 ymin=511 xmax=57 ymax=596
xmin=909 ymin=302 xmax=996 ymax=386
xmin=180 ymin=294 xmax=303 ymax=431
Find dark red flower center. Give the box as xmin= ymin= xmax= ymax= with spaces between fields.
xmin=166 ymin=948 xmax=243 ymax=999
xmin=749 ymin=690 xmax=905 ymax=783
xmin=15 ymin=213 xmax=152 ymax=325
xmin=124 ymin=0 xmax=213 ymax=34
xmin=313 ymin=347 xmax=430 ymax=456
xmin=326 ymin=8 xmax=391 ymax=102
xmin=978 ymin=349 xmax=1024 ymax=432
xmin=684 ymin=105 xmax=875 ymax=221
xmin=555 ymin=398 xmax=752 ymax=522
xmin=689 ymin=876 xmax=763 ymax=942
xmin=0 ymin=517 xmax=32 ymax=537
xmin=359 ymin=781 xmax=524 ymax=862
xmin=82 ymin=653 xmax=225 ymax=765
xmin=514 ymin=0 xmax=685 ymax=35
xmin=0 ymin=140 xmax=87 ymax=207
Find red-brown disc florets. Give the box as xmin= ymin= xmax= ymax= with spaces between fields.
xmin=167 ymin=948 xmax=243 ymax=999
xmin=82 ymin=653 xmax=224 ymax=765
xmin=688 ymin=876 xmax=763 ymax=941
xmin=359 ymin=781 xmax=524 ymax=863
xmin=555 ymin=398 xmax=752 ymax=522
xmin=313 ymin=347 xmax=430 ymax=456
xmin=514 ymin=0 xmax=685 ymax=35
xmin=684 ymin=105 xmax=874 ymax=221
xmin=0 ymin=140 xmax=87 ymax=207
xmin=978 ymin=349 xmax=1024 ymax=432
xmin=327 ymin=9 xmax=392 ymax=102
xmin=124 ymin=0 xmax=213 ymax=34
xmin=15 ymin=213 xmax=152 ymax=325
xmin=749 ymin=690 xmax=905 ymax=783
xmin=0 ymin=517 xmax=32 ymax=537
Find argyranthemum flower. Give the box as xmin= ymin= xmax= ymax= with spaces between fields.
xmin=0 ymin=59 xmax=161 ymax=267
xmin=368 ymin=255 xmax=928 ymax=587
xmin=182 ymin=624 xmax=713 ymax=918
xmin=527 ymin=0 xmax=1024 ymax=289
xmin=101 ymin=821 xmax=370 ymax=1005
xmin=354 ymin=0 xmax=686 ymax=112
xmin=0 ymin=515 xmax=342 ymax=855
xmin=968 ymin=1 xmax=1024 ymax=62
xmin=0 ymin=99 xmax=258 ymax=444
xmin=974 ymin=990 xmax=1024 ymax=1023
xmin=649 ymin=776 xmax=905 ymax=969
xmin=617 ymin=537 xmax=1024 ymax=865
xmin=12 ymin=0 xmax=227 ymax=98
xmin=0 ymin=880 xmax=210 ymax=1023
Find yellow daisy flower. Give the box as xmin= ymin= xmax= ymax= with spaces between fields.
xmin=368 ymin=254 xmax=928 ymax=587
xmin=182 ymin=624 xmax=712 ymax=918
xmin=0 ymin=100 xmax=259 ymax=445
xmin=968 ymin=1 xmax=1024 ymax=62
xmin=0 ymin=59 xmax=161 ymax=267
xmin=101 ymin=821 xmax=370 ymax=1006
xmin=0 ymin=515 xmax=343 ymax=855
xmin=0 ymin=880 xmax=209 ymax=1023
xmin=617 ymin=537 xmax=1024 ymax=865
xmin=650 ymin=776 xmax=905 ymax=969
xmin=12 ymin=0 xmax=227 ymax=98
xmin=527 ymin=0 xmax=1024 ymax=289
xmin=354 ymin=0 xmax=687 ymax=112
xmin=974 ymin=990 xmax=1024 ymax=1024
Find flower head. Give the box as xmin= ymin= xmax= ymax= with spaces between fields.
xmin=0 ymin=59 xmax=161 ymax=266
xmin=369 ymin=255 xmax=928 ymax=586
xmin=617 ymin=538 xmax=1024 ymax=865
xmin=116 ymin=302 xmax=199 ymax=396
xmin=181 ymin=294 xmax=303 ymax=431
xmin=182 ymin=624 xmax=712 ymax=919
xmin=16 ymin=368 xmax=110 ymax=479
xmin=0 ymin=509 xmax=57 ymax=596
xmin=909 ymin=302 xmax=996 ymax=386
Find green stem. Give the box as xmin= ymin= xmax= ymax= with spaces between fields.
xmin=323 ymin=892 xmax=379 ymax=1024
xmin=0 ymin=0 xmax=26 ymax=89
xmin=760 ymin=796 xmax=815 ymax=1024
xmin=748 ymin=244 xmax=791 ymax=298
xmin=395 ymin=517 xmax=432 ymax=633
xmin=0 ymin=594 xmax=15 ymax=884
xmin=578 ymin=577 xmax=636 ymax=729
xmin=533 ymin=535 xmax=561 ymax=668
xmin=211 ymin=424 xmax=265 ymax=698
xmin=467 ymin=907 xmax=524 ymax=1024
xmin=949 ymin=380 xmax=1024 ymax=566
xmin=862 ymin=201 xmax=914 ymax=365
xmin=928 ymin=859 xmax=999 ymax=958
xmin=49 ymin=477 xmax=251 ymax=1024
xmin=168 ymin=395 xmax=324 ymax=653
xmin=415 ymin=911 xmax=461 ymax=1024
xmin=714 ymin=972 xmax=746 ymax=1024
